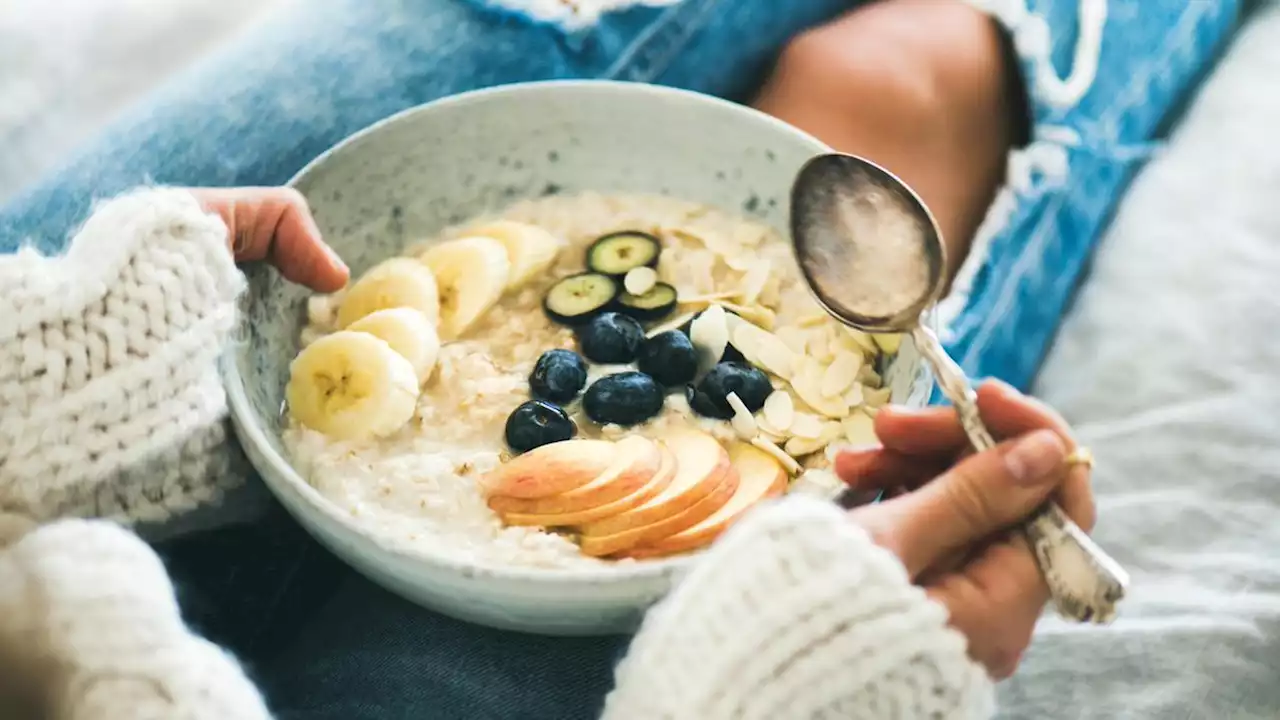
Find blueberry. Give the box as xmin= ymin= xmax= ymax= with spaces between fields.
xmin=637 ymin=331 xmax=698 ymax=387
xmin=529 ymin=349 xmax=588 ymax=403
xmin=577 ymin=312 xmax=646 ymax=364
xmin=583 ymin=371 xmax=664 ymax=426
xmin=504 ymin=400 xmax=576 ymax=453
xmin=686 ymin=362 xmax=773 ymax=419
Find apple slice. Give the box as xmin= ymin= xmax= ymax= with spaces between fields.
xmin=489 ymin=435 xmax=661 ymax=515
xmin=623 ymin=441 xmax=788 ymax=559
xmin=500 ymin=444 xmax=677 ymax=527
xmin=578 ymin=466 xmax=739 ymax=558
xmin=578 ymin=428 xmax=728 ymax=539
xmin=479 ymin=439 xmax=616 ymax=499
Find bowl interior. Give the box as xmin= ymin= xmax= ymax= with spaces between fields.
xmin=225 ymin=81 xmax=934 ymax=579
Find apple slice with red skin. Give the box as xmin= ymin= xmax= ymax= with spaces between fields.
xmin=578 ymin=458 xmax=739 ymax=557
xmin=622 ymin=440 xmax=789 ymax=559
xmin=500 ymin=444 xmax=677 ymax=527
xmin=480 ymin=439 xmax=616 ymax=499
xmin=489 ymin=435 xmax=662 ymax=515
xmin=578 ymin=428 xmax=729 ymax=539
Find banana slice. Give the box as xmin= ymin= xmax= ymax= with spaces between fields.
xmin=419 ymin=236 xmax=511 ymax=340
xmin=468 ymin=220 xmax=563 ymax=291
xmin=346 ymin=307 xmax=441 ymax=382
xmin=336 ymin=257 xmax=440 ymax=329
xmin=286 ymin=331 xmax=421 ymax=440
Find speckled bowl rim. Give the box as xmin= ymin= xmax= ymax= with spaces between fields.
xmin=222 ymin=79 xmax=881 ymax=586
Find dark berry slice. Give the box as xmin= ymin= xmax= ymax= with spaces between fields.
xmin=543 ymin=272 xmax=618 ymax=326
xmin=583 ymin=372 xmax=665 ymax=426
xmin=577 ymin=312 xmax=646 ymax=364
xmin=505 ymin=400 xmax=577 ymax=453
xmin=637 ymin=331 xmax=698 ymax=387
xmin=616 ymin=282 xmax=678 ymax=322
xmin=686 ymin=361 xmax=773 ymax=419
xmin=529 ymin=349 xmax=588 ymax=403
xmin=586 ymin=231 xmax=661 ymax=276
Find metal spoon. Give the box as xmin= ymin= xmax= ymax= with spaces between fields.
xmin=789 ymin=152 xmax=1129 ymax=624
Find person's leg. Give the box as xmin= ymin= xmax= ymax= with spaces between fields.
xmin=749 ymin=0 xmax=1244 ymax=391
xmin=0 ymin=0 xmax=849 ymax=253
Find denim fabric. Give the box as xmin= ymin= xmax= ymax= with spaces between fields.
xmin=943 ymin=0 xmax=1244 ymax=391
xmin=0 ymin=0 xmax=1247 ymax=717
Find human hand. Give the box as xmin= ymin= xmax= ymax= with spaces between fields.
xmin=835 ymin=380 xmax=1094 ymax=678
xmin=191 ymin=187 xmax=349 ymax=292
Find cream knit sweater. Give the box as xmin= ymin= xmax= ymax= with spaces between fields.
xmin=0 ymin=189 xmax=994 ymax=719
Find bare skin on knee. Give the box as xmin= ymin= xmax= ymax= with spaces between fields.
xmin=753 ymin=0 xmax=1020 ymax=285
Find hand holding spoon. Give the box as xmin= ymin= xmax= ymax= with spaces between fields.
xmin=789 ymin=152 xmax=1128 ymax=623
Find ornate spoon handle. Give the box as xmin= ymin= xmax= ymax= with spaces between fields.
xmin=911 ymin=324 xmax=1129 ymax=623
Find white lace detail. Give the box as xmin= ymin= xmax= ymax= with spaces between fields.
xmin=937 ymin=137 xmax=1073 ymax=336
xmin=965 ymin=0 xmax=1109 ymax=109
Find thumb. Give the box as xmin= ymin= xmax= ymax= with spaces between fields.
xmin=854 ymin=429 xmax=1067 ymax=578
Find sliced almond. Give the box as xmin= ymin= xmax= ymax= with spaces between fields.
xmin=864 ymin=386 xmax=893 ymax=408
xmin=751 ymin=437 xmax=804 ymax=475
xmin=788 ymin=469 xmax=845 ymax=500
xmin=872 ymin=333 xmax=903 ymax=354
xmin=790 ymin=357 xmax=850 ymax=419
xmin=758 ymin=273 xmax=783 ymax=308
xmin=755 ymin=413 xmax=787 ymax=439
xmin=797 ymin=313 xmax=828 ymax=328
xmin=762 ymin=390 xmax=795 ymax=431
xmin=806 ymin=332 xmax=836 ymax=363
xmin=689 ymin=304 xmax=730 ymax=376
xmin=678 ymin=290 xmax=740 ymax=306
xmin=732 ymin=323 xmax=797 ymax=379
xmin=725 ymin=392 xmax=758 ymax=440
xmin=737 ymin=260 xmax=772 ymax=306
xmin=723 ymin=253 xmax=756 ymax=272
xmin=774 ymin=326 xmax=809 ymax=355
xmin=821 ymin=350 xmax=863 ymax=398
xmin=862 ymin=405 xmax=881 ymax=418
xmin=855 ymin=364 xmax=882 ymax=387
xmin=842 ymin=381 xmax=865 ymax=408
xmin=788 ymin=412 xmax=824 ymax=439
xmin=785 ymin=422 xmax=842 ymax=456
xmin=623 ymin=266 xmax=658 ymax=296
xmin=645 ymin=310 xmax=698 ymax=339
xmin=842 ymin=412 xmax=878 ymax=446
xmin=841 ymin=326 xmax=880 ymax=356
xmin=713 ymin=300 xmax=776 ymax=330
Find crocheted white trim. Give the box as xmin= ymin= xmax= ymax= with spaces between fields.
xmin=0 ymin=188 xmax=248 ymax=524
xmin=602 ymin=496 xmax=994 ymax=719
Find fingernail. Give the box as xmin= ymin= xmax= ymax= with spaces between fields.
xmin=1003 ymin=430 xmax=1066 ymax=486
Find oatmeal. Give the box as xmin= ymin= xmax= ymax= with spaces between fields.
xmin=283 ymin=192 xmax=898 ymax=570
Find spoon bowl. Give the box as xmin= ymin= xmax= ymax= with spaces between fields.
xmin=790 ymin=153 xmax=946 ymax=332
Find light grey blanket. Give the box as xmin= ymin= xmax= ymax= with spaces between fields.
xmin=1005 ymin=3 xmax=1280 ymax=717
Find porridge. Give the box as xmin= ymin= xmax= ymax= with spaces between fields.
xmin=283 ymin=192 xmax=900 ymax=570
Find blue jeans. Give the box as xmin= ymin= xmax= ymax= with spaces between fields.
xmin=0 ymin=0 xmax=1244 ymax=718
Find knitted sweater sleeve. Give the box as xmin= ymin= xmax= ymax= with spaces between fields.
xmin=601 ymin=495 xmax=995 ymax=719
xmin=0 ymin=189 xmax=253 ymax=526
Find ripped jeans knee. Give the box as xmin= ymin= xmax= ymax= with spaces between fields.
xmin=937 ymin=0 xmax=1242 ymax=390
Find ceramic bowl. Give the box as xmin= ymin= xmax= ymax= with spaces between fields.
xmin=221 ymin=80 xmax=934 ymax=636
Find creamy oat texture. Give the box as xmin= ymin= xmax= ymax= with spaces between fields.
xmin=285 ymin=192 xmax=879 ymax=570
